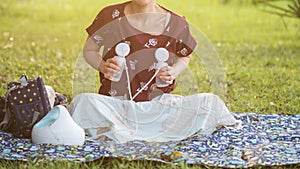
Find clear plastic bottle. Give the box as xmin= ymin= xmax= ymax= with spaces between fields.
xmin=155 ymin=48 xmax=169 ymax=87
xmin=110 ymin=42 xmax=130 ymax=82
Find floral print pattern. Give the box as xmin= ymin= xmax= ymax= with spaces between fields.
xmin=179 ymin=48 xmax=188 ymax=56
xmin=112 ymin=9 xmax=120 ymax=19
xmin=108 ymin=89 xmax=117 ymax=97
xmin=144 ymin=38 xmax=158 ymax=48
xmin=0 ymin=113 xmax=299 ymax=168
xmin=93 ymin=35 xmax=103 ymax=45
xmin=136 ymin=82 xmax=149 ymax=93
xmin=129 ymin=60 xmax=137 ymax=70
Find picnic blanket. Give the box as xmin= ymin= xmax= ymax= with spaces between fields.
xmin=0 ymin=112 xmax=299 ymax=168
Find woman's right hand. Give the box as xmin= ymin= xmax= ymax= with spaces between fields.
xmin=98 ymin=58 xmax=120 ymax=80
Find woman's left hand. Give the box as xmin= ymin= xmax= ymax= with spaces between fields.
xmin=157 ymin=66 xmax=176 ymax=84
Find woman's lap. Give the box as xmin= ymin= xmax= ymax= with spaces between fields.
xmin=69 ymin=93 xmax=236 ymax=143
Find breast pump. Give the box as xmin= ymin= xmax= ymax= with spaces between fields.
xmin=111 ymin=42 xmax=131 ymax=82
xmin=111 ymin=42 xmax=170 ymax=101
xmin=154 ymin=47 xmax=169 ymax=87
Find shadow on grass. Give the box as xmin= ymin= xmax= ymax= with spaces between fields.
xmin=0 ymin=157 xmax=300 ymax=169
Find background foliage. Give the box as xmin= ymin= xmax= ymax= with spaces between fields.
xmin=0 ymin=0 xmax=299 ymax=113
xmin=0 ymin=0 xmax=299 ymax=168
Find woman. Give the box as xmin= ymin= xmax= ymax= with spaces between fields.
xmin=70 ymin=0 xmax=237 ymax=143
xmin=82 ymin=0 xmax=196 ymax=101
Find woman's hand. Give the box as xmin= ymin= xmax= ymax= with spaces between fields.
xmin=157 ymin=56 xmax=191 ymax=85
xmin=98 ymin=58 xmax=120 ymax=80
xmin=157 ymin=66 xmax=175 ymax=85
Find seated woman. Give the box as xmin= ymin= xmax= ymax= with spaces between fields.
xmin=69 ymin=0 xmax=237 ymax=143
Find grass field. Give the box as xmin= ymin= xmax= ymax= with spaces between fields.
xmin=0 ymin=0 xmax=299 ymax=168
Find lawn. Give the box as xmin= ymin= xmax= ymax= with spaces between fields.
xmin=0 ymin=0 xmax=299 ymax=168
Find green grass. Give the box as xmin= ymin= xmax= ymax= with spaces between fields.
xmin=1 ymin=158 xmax=299 ymax=169
xmin=0 ymin=0 xmax=299 ymax=168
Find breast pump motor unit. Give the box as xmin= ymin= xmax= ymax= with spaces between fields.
xmin=111 ymin=42 xmax=170 ymax=100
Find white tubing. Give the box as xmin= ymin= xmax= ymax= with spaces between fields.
xmin=131 ymin=69 xmax=160 ymax=101
xmin=124 ymin=62 xmax=133 ymax=100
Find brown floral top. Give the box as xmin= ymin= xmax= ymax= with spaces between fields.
xmin=86 ymin=1 xmax=197 ymax=102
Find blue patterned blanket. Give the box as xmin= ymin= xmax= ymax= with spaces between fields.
xmin=0 ymin=112 xmax=299 ymax=168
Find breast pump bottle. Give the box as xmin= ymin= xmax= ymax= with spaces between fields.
xmin=155 ymin=47 xmax=169 ymax=87
xmin=110 ymin=42 xmax=130 ymax=82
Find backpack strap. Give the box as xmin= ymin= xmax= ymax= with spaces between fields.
xmin=0 ymin=84 xmax=18 ymax=130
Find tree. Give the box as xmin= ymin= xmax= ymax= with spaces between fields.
xmin=255 ymin=0 xmax=300 ymax=20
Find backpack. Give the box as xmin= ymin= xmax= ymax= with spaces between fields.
xmin=0 ymin=96 xmax=5 ymax=122
xmin=0 ymin=75 xmax=51 ymax=138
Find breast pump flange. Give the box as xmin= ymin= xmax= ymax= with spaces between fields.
xmin=110 ymin=43 xmax=170 ymax=101
xmin=155 ymin=47 xmax=170 ymax=88
xmin=110 ymin=42 xmax=131 ymax=82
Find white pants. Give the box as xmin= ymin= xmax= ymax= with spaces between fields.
xmin=69 ymin=93 xmax=237 ymax=143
